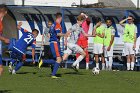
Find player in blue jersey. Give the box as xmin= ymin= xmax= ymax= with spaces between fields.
xmin=8 ymin=22 xmax=39 ymax=74
xmin=49 ymin=13 xmax=66 ymax=79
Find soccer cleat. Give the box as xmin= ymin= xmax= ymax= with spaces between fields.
xmin=51 ymin=76 xmax=59 ymax=79
xmin=12 ymin=70 xmax=16 ymax=74
xmin=71 ymin=65 xmax=78 ymax=72
xmin=8 ymin=62 xmax=13 ymax=73
xmin=38 ymin=59 xmax=43 ymax=68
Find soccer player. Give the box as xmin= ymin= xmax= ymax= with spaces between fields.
xmin=63 ymin=15 xmax=93 ymax=72
xmin=104 ymin=19 xmax=115 ymax=70
xmin=49 ymin=13 xmax=65 ymax=79
xmin=92 ymin=18 xmax=105 ymax=70
xmin=9 ymin=22 xmax=39 ymax=74
xmin=76 ymin=12 xmax=90 ymax=70
xmin=119 ymin=16 xmax=137 ymax=71
xmin=38 ymin=20 xmax=53 ymax=68
xmin=0 ymin=4 xmax=9 ymax=76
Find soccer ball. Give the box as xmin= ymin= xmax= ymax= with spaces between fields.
xmin=92 ymin=67 xmax=100 ymax=75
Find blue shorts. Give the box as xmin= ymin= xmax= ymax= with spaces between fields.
xmin=50 ymin=41 xmax=62 ymax=58
xmin=0 ymin=55 xmax=2 ymax=65
xmin=10 ymin=47 xmax=24 ymax=61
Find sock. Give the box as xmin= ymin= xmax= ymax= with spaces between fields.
xmin=127 ymin=63 xmax=130 ymax=70
xmin=85 ymin=50 xmax=89 ymax=62
xmin=86 ymin=63 xmax=89 ymax=70
xmin=15 ymin=62 xmax=23 ymax=71
xmin=96 ymin=63 xmax=99 ymax=69
xmin=131 ymin=62 xmax=135 ymax=70
xmin=73 ymin=55 xmax=84 ymax=66
xmin=52 ymin=62 xmax=60 ymax=76
xmin=109 ymin=57 xmax=113 ymax=70
xmin=102 ymin=63 xmax=105 ymax=70
xmin=105 ymin=58 xmax=109 ymax=69
xmin=76 ymin=63 xmax=79 ymax=69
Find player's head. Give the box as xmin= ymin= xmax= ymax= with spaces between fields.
xmin=0 ymin=4 xmax=8 ymax=17
xmin=96 ymin=17 xmax=102 ymax=26
xmin=47 ymin=20 xmax=53 ymax=28
xmin=32 ymin=29 xmax=39 ymax=38
xmin=127 ymin=15 xmax=134 ymax=24
xmin=77 ymin=15 xmax=84 ymax=26
xmin=106 ymin=18 xmax=112 ymax=27
xmin=80 ymin=11 xmax=87 ymax=20
xmin=55 ymin=12 xmax=62 ymax=24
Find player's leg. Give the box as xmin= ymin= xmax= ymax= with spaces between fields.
xmin=104 ymin=46 xmax=109 ymax=70
xmin=124 ymin=43 xmax=131 ymax=71
xmin=82 ymin=40 xmax=89 ymax=70
xmin=72 ymin=44 xmax=86 ymax=71
xmin=129 ymin=43 xmax=135 ymax=71
xmin=101 ymin=54 xmax=105 ymax=70
xmin=0 ymin=55 xmax=3 ymax=76
xmin=107 ymin=47 xmax=113 ymax=70
xmin=50 ymin=42 xmax=62 ymax=78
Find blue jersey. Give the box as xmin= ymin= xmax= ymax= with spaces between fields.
xmin=14 ymin=28 xmax=36 ymax=54
xmin=49 ymin=22 xmax=62 ymax=42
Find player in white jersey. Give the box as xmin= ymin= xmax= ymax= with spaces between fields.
xmin=63 ymin=15 xmax=93 ymax=72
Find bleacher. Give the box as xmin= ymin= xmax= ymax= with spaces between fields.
xmin=2 ymin=42 xmax=140 ymax=70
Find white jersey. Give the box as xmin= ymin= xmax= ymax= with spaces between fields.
xmin=67 ymin=24 xmax=85 ymax=44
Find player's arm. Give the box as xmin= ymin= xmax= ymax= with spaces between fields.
xmin=64 ymin=30 xmax=71 ymax=46
xmin=0 ymin=36 xmax=9 ymax=43
xmin=57 ymin=33 xmax=65 ymax=37
xmin=119 ymin=17 xmax=129 ymax=27
xmin=133 ymin=27 xmax=137 ymax=49
xmin=96 ymin=30 xmax=105 ymax=38
xmin=82 ymin=29 xmax=93 ymax=37
xmin=107 ymin=29 xmax=115 ymax=51
xmin=55 ymin=24 xmax=65 ymax=37
xmin=17 ymin=22 xmax=28 ymax=33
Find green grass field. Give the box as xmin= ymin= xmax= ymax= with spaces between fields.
xmin=0 ymin=66 xmax=140 ymax=93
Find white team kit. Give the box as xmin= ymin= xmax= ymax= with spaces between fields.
xmin=64 ymin=24 xmax=85 ymax=55
xmin=123 ymin=24 xmax=137 ymax=56
xmin=104 ymin=26 xmax=116 ymax=57
xmin=93 ymin=43 xmax=103 ymax=54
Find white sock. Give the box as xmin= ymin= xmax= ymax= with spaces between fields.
xmin=73 ymin=55 xmax=84 ymax=66
xmin=131 ymin=62 xmax=135 ymax=70
xmin=102 ymin=63 xmax=105 ymax=70
xmin=109 ymin=57 xmax=113 ymax=70
xmin=96 ymin=63 xmax=99 ymax=69
xmin=127 ymin=63 xmax=130 ymax=70
xmin=76 ymin=63 xmax=79 ymax=69
xmin=105 ymin=58 xmax=109 ymax=69
xmin=86 ymin=63 xmax=89 ymax=70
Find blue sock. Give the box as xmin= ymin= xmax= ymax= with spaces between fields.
xmin=15 ymin=62 xmax=23 ymax=71
xmin=0 ymin=55 xmax=2 ymax=65
xmin=44 ymin=59 xmax=55 ymax=64
xmin=52 ymin=62 xmax=60 ymax=76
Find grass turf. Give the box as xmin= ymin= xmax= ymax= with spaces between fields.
xmin=0 ymin=66 xmax=140 ymax=93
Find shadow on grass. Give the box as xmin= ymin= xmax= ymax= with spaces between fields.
xmin=16 ymin=72 xmax=37 ymax=74
xmin=0 ymin=90 xmax=11 ymax=93
xmin=64 ymin=72 xmax=84 ymax=75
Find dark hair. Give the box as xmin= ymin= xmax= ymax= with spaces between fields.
xmin=0 ymin=4 xmax=8 ymax=12
xmin=128 ymin=15 xmax=134 ymax=19
xmin=56 ymin=12 xmax=62 ymax=18
xmin=32 ymin=29 xmax=39 ymax=34
xmin=105 ymin=18 xmax=112 ymax=22
xmin=96 ymin=17 xmax=101 ymax=23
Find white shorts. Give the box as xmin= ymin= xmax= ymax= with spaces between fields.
xmin=64 ymin=43 xmax=84 ymax=55
xmin=104 ymin=46 xmax=113 ymax=57
xmin=93 ymin=43 xmax=103 ymax=54
xmin=124 ymin=43 xmax=135 ymax=56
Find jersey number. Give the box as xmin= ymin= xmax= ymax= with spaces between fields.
xmin=24 ymin=34 xmax=33 ymax=44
